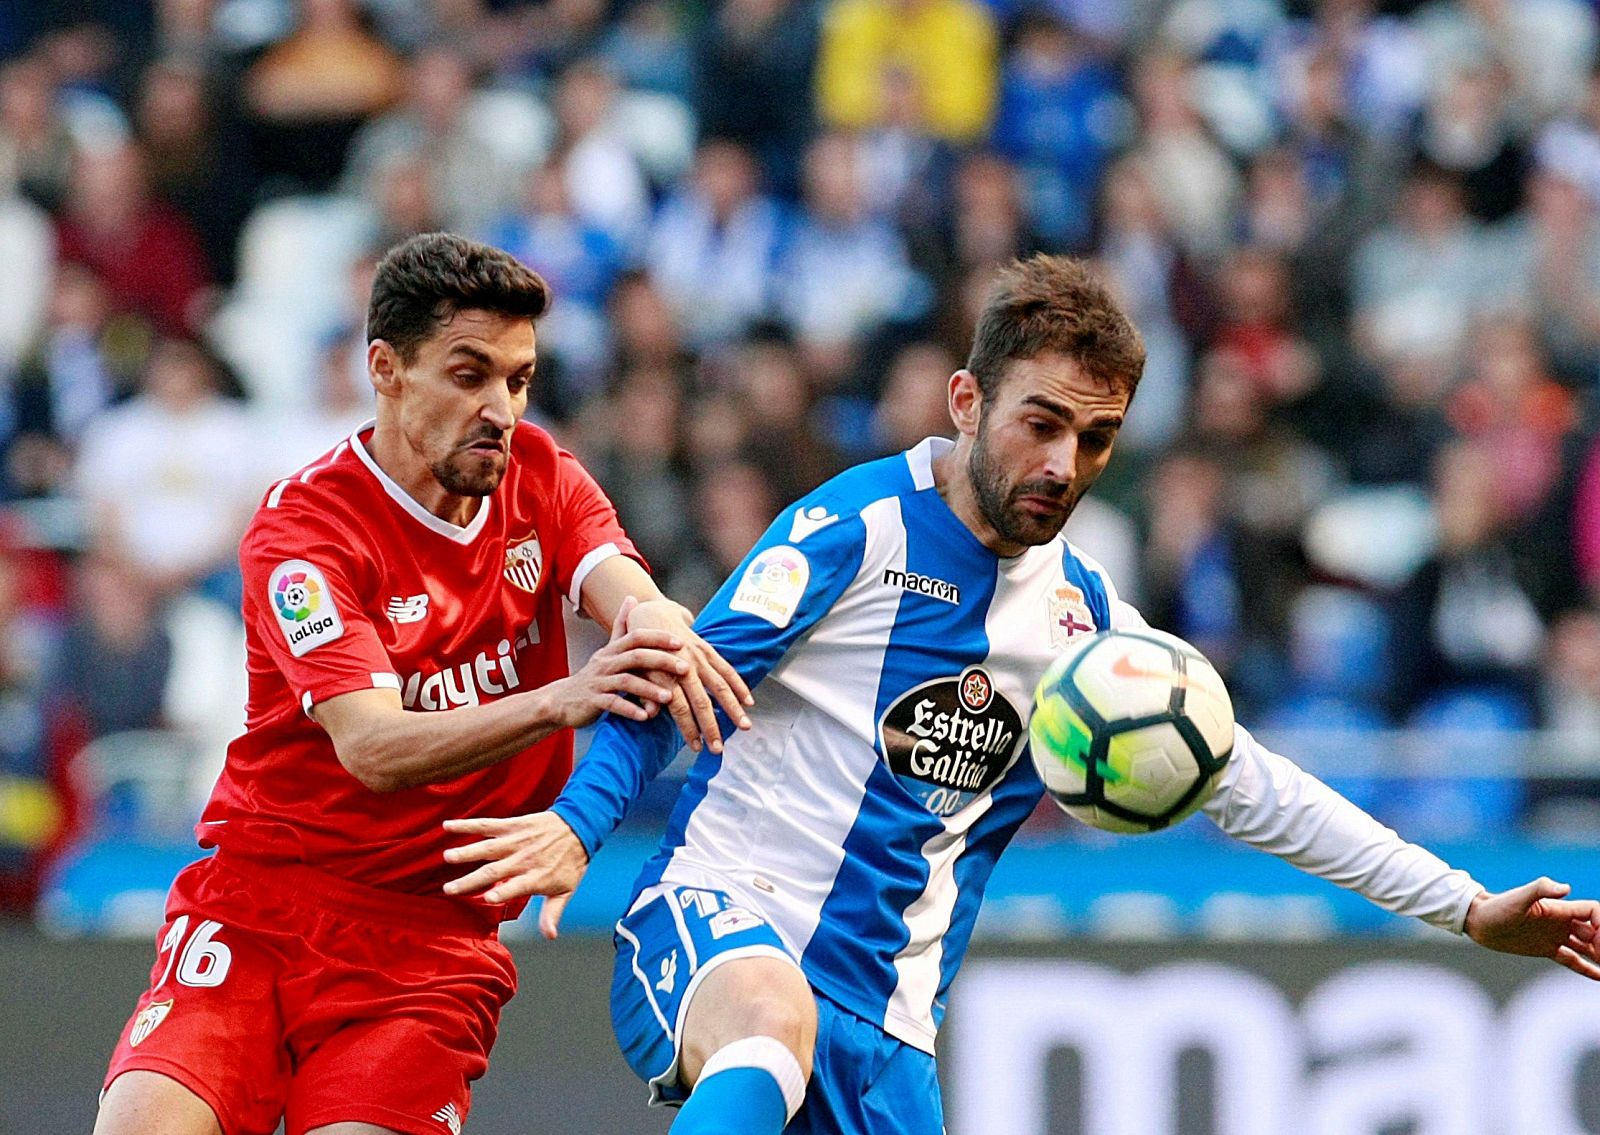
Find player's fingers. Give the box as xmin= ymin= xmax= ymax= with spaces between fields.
xmin=443 ymin=816 xmax=524 ymax=836
xmin=607 ymin=629 xmax=684 ymax=654
xmin=693 ymin=648 xmax=753 ymax=731
xmin=1532 ymin=898 xmax=1594 ymax=922
xmin=539 ymin=891 xmax=573 ymax=940
xmin=681 ymin=669 xmax=724 ymax=754
xmin=666 ymin=686 xmax=701 ymax=753
xmin=606 ymin=693 xmax=654 ymax=721
xmin=1555 ymin=944 xmax=1600 ymax=981
xmin=607 ymin=675 xmax=676 ymax=707
xmin=610 ymin=595 xmax=639 ymax=640
xmin=443 ymin=858 xmax=520 ymax=897
xmin=607 ymin=647 xmax=690 ymax=677
xmin=442 ymin=836 xmax=513 ymax=864
xmin=698 ymin=639 xmax=754 ymax=708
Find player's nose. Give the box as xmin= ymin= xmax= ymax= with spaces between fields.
xmin=1041 ymin=432 xmax=1077 ymax=481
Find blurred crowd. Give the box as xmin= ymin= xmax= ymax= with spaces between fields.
xmin=5 ymin=0 xmax=1600 ymax=913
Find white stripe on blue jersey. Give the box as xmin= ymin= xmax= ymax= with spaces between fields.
xmin=553 ymin=437 xmax=1484 ymax=1055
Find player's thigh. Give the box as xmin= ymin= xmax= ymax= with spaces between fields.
xmin=304 ymin=1125 xmax=406 ymax=1135
xmin=679 ymin=955 xmax=818 ymax=1085
xmin=283 ymin=933 xmax=515 ymax=1135
xmin=95 ymin=1070 xmax=224 ymax=1135
xmin=611 ymin=883 xmax=813 ymax=1102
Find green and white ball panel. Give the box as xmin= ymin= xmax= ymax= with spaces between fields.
xmin=1101 ymin=722 xmax=1203 ymax=816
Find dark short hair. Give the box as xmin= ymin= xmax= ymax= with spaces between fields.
xmin=965 ymin=255 xmax=1145 ymax=401
xmin=367 ymin=232 xmax=551 ymax=362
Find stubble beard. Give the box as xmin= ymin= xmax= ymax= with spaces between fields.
xmin=969 ymin=425 xmax=1079 ymax=549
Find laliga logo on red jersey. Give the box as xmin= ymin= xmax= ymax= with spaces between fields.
xmin=400 ymin=624 xmax=541 ymax=710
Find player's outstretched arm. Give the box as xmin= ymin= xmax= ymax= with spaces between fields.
xmin=579 ymin=555 xmax=753 ymax=754
xmin=1464 ymin=878 xmax=1600 ymax=980
xmin=315 ymin=598 xmax=686 ymax=792
xmin=443 ymin=812 xmax=587 ymax=937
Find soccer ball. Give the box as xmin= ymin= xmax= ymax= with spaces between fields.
xmin=1029 ymin=628 xmax=1235 ymax=833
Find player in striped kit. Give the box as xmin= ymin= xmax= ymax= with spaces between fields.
xmin=445 ymin=256 xmax=1600 ymax=1135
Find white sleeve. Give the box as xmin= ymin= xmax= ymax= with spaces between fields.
xmin=1202 ymin=725 xmax=1484 ymax=933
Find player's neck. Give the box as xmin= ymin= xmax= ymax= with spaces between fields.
xmin=365 ymin=422 xmax=484 ymax=528
xmin=931 ymin=442 xmax=1027 ymax=559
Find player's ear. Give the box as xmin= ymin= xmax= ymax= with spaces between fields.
xmin=368 ymin=340 xmax=403 ymax=397
xmin=949 ymin=369 xmax=982 ymax=438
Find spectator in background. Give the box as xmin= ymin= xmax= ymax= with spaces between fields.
xmin=816 ymin=0 xmax=998 ymax=144
xmin=774 ymin=131 xmax=924 ymax=380
xmin=917 ymin=152 xmax=1035 ymax=283
xmin=1391 ymin=439 xmax=1547 ymax=712
xmin=1413 ymin=61 xmax=1528 ymax=224
xmin=0 ymin=54 xmax=75 ymax=212
xmin=342 ymin=41 xmax=541 ymax=235
xmin=548 ymin=59 xmax=650 ymax=247
xmin=1350 ymin=158 xmax=1490 ymax=367
xmin=577 ymin=367 xmax=691 ymax=572
xmin=53 ymin=141 xmax=211 ymax=336
xmin=1127 ymin=49 xmax=1240 ymax=262
xmin=71 ymin=338 xmax=258 ymax=605
xmin=1344 ymin=350 xmax=1457 ymax=487
xmin=0 ymin=516 xmax=68 ymax=913
xmin=55 ymin=552 xmax=171 ymax=740
xmin=1210 ymin=246 xmax=1323 ymax=412
xmin=872 ymin=340 xmax=956 ymax=454
xmin=134 ymin=57 xmax=255 ymax=284
xmin=646 ymin=139 xmax=782 ymax=349
xmin=484 ymin=163 xmax=624 ymax=392
xmin=1447 ymin=314 xmax=1579 ymax=522
xmin=5 ymin=264 xmax=130 ymax=500
xmin=1091 ymin=155 xmax=1205 ymax=450
xmin=991 ymin=10 xmax=1126 ymax=250
xmin=0 ymin=152 xmax=53 ymax=380
xmin=600 ymin=0 xmax=694 ymax=101
xmin=665 ymin=458 xmax=780 ymax=611
xmin=717 ymin=335 xmax=843 ymax=502
xmin=694 ymin=0 xmax=819 ymax=198
xmin=245 ymin=0 xmax=405 ymax=191
xmin=1493 ymin=166 xmax=1600 ymax=382
xmin=1541 ymin=606 xmax=1600 ymax=733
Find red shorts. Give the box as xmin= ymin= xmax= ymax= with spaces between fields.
xmin=103 ymin=854 xmax=517 ymax=1135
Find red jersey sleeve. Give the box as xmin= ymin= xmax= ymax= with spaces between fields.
xmin=242 ymin=502 xmax=398 ymax=713
xmin=548 ymin=445 xmax=647 ymax=607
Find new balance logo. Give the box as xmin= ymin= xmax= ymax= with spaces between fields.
xmin=431 ymin=1102 xmax=462 ymax=1135
xmin=387 ymin=594 xmax=429 ymax=624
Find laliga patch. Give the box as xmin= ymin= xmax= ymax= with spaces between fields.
xmin=269 ymin=559 xmax=344 ymax=657
xmin=729 ymin=545 xmax=809 ymax=628
xmin=129 ymin=999 xmax=173 ymax=1047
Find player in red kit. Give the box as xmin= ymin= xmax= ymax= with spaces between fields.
xmin=95 ymin=232 xmax=752 ymax=1135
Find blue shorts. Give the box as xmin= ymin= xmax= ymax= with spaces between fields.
xmin=610 ymin=882 xmax=944 ymax=1135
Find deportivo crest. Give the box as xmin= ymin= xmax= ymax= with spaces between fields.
xmin=876 ymin=666 xmax=1024 ymax=818
xmin=129 ymin=999 xmax=173 ymax=1047
xmin=1049 ymin=583 xmax=1096 ymax=649
xmin=504 ymin=532 xmax=543 ymax=593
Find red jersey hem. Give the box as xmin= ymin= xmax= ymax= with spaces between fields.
xmin=291 ymin=1101 xmax=464 ymax=1135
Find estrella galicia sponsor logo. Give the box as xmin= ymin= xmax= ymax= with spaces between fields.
xmin=876 ymin=666 xmax=1024 ymax=817
xmin=269 ymin=559 xmax=344 ymax=657
xmin=881 ymin=567 xmax=961 ymax=605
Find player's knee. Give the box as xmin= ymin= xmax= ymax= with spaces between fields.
xmin=737 ymin=991 xmax=816 ymax=1071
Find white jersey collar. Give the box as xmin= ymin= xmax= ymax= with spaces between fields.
xmin=350 ymin=420 xmax=494 ymax=546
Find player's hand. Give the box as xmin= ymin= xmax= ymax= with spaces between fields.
xmin=442 ymin=812 xmax=588 ymax=938
xmin=1464 ymin=877 xmax=1600 ymax=979
xmin=626 ymin=597 xmax=753 ymax=754
xmin=551 ymin=596 xmax=689 ymax=730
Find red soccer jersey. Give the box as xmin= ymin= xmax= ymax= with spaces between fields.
xmin=197 ymin=420 xmax=641 ymax=911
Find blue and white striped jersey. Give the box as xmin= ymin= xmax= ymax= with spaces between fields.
xmin=553 ymin=438 xmax=1481 ymax=1054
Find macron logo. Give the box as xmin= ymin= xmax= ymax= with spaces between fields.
xmin=789 ymin=505 xmax=840 ymax=543
xmin=882 ymin=568 xmax=961 ymax=605
xmin=431 ymin=1103 xmax=462 ymax=1135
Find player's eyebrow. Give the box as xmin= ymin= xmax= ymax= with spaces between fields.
xmin=447 ymin=344 xmax=536 ymax=377
xmin=1020 ymin=394 xmax=1122 ymax=430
